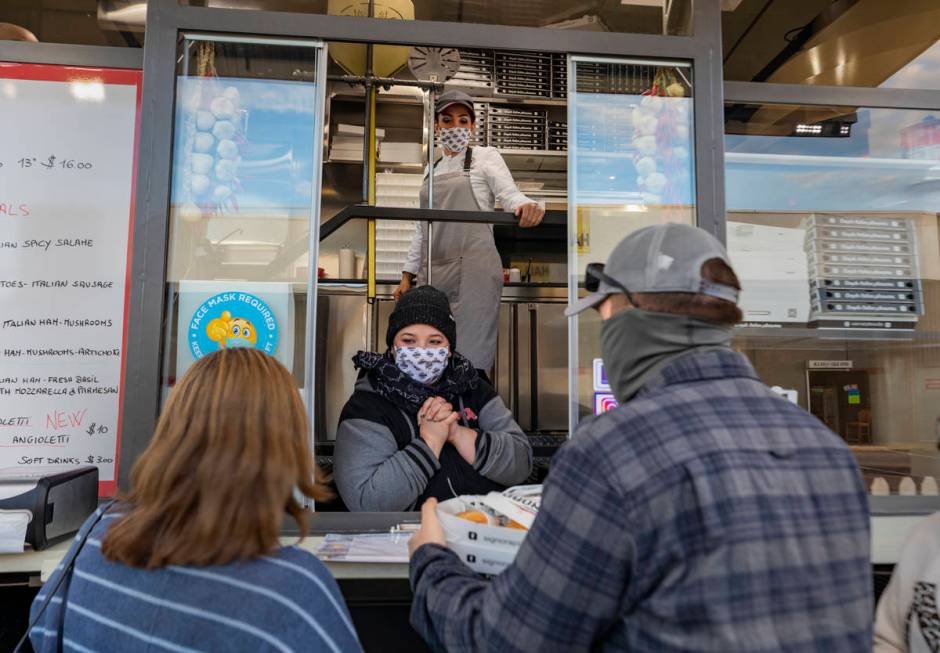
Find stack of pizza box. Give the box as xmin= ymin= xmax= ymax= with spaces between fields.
xmin=803 ymin=214 xmax=923 ymax=329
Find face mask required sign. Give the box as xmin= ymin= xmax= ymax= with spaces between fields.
xmin=188 ymin=291 xmax=279 ymax=358
xmin=176 ymin=281 xmax=294 ymax=379
xmin=0 ymin=63 xmax=142 ymax=496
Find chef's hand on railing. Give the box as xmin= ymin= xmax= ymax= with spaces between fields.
xmin=394 ymin=272 xmax=414 ymax=300
xmin=516 ymin=202 xmax=545 ymax=228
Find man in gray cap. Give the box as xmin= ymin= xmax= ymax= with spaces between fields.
xmin=407 ymin=223 xmax=872 ymax=652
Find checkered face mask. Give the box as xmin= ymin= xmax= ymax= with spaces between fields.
xmin=438 ymin=127 xmax=471 ymax=153
xmin=394 ymin=346 xmax=450 ymax=385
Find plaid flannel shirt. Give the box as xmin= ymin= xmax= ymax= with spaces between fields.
xmin=409 ymin=349 xmax=873 ymax=652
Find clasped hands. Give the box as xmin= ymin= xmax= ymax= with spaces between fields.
xmin=417 ymin=396 xmax=477 ymax=463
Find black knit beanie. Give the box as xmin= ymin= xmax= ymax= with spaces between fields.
xmin=386 ymin=285 xmax=457 ymax=350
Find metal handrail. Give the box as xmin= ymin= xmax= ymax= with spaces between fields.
xmin=319 ymin=204 xmax=567 ymax=242
xmin=265 ymin=205 xmax=566 ymax=276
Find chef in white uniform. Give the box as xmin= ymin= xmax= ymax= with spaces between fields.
xmin=395 ymin=90 xmax=544 ymax=374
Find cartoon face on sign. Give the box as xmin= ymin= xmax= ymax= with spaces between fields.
xmin=205 ymin=311 xmax=257 ymax=349
xmin=188 ymin=292 xmax=278 ymax=360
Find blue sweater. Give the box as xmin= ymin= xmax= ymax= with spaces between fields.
xmin=30 ymin=508 xmax=363 ymax=653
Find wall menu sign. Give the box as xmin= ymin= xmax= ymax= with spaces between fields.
xmin=807 ymin=360 xmax=854 ymax=370
xmin=0 ymin=63 xmax=141 ymax=495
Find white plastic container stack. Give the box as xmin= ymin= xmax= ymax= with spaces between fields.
xmin=375 ymin=172 xmax=423 ymax=280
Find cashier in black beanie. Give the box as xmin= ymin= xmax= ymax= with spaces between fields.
xmin=333 ymin=286 xmax=532 ymax=512
xmin=394 ymin=90 xmax=545 ymax=375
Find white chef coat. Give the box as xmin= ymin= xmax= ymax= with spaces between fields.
xmin=403 ymin=146 xmax=537 ymax=275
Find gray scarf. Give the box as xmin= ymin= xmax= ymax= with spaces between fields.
xmin=600 ymin=308 xmax=732 ymax=404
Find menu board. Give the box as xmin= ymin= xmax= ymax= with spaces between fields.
xmin=0 ymin=63 xmax=141 ymax=495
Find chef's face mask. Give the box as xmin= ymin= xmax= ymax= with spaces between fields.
xmin=439 ymin=127 xmax=471 ymax=154
xmin=394 ymin=346 xmax=450 ymax=385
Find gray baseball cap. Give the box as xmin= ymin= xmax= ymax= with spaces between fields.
xmin=435 ymin=90 xmax=476 ymax=121
xmin=566 ymin=223 xmax=740 ymax=317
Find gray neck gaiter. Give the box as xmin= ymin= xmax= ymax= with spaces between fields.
xmin=600 ymin=308 xmax=733 ymax=404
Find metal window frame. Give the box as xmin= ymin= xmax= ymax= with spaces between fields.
xmin=724 ymin=80 xmax=940 ymax=111
xmin=120 ymin=0 xmax=725 ymax=487
xmin=0 ymin=41 xmax=143 ymax=69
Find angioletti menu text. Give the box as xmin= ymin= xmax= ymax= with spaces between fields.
xmin=0 ymin=63 xmax=141 ymax=495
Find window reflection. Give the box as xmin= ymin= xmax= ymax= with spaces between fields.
xmin=883 ymin=40 xmax=940 ymax=90
xmin=161 ymin=37 xmax=325 ymax=393
xmin=569 ymin=58 xmax=696 ymax=429
xmin=722 ymin=2 xmax=940 ymax=87
xmin=725 ymin=102 xmax=940 ymax=498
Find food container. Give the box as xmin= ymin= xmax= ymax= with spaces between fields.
xmin=437 ymin=495 xmax=528 ymax=576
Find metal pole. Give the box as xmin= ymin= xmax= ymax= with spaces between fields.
xmin=425 ymin=88 xmax=435 ymax=286
xmin=528 ymin=303 xmax=539 ymax=433
xmin=509 ymin=303 xmax=519 ymax=421
xmin=305 ymin=43 xmax=329 ymax=509
xmin=181 ymin=39 xmax=190 ymax=76
xmin=361 ymin=44 xmax=374 ymax=203
xmin=362 ymin=33 xmax=378 ymax=350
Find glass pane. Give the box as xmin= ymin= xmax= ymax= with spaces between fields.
xmin=725 ymin=102 xmax=940 ymax=500
xmin=882 ymin=40 xmax=940 ymax=90
xmin=568 ymin=57 xmax=695 ymax=431
xmin=179 ymin=0 xmax=693 ymax=36
xmin=0 ymin=3 xmax=143 ymax=47
xmin=722 ymin=2 xmax=940 ymax=88
xmin=161 ymin=36 xmax=324 ymax=404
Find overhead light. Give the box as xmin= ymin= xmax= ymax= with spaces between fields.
xmin=793 ymin=121 xmax=853 ymax=137
xmin=795 ymin=123 xmax=823 ymax=135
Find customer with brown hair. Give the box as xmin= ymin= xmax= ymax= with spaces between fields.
xmin=28 ymin=349 xmax=363 ymax=653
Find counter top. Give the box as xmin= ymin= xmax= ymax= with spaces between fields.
xmin=0 ymin=535 xmax=410 ymax=583
xmin=0 ymin=514 xmax=924 ymax=583
xmin=0 ymin=512 xmax=417 ymax=583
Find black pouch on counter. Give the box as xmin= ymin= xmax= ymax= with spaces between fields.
xmin=0 ymin=465 xmax=98 ymax=550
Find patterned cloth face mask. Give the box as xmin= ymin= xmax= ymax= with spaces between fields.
xmin=394 ymin=346 xmax=450 ymax=385
xmin=438 ymin=127 xmax=471 ymax=154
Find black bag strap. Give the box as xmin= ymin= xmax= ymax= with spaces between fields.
xmin=423 ymin=156 xmax=444 ymax=181
xmin=423 ymin=148 xmax=472 ymax=178
xmin=14 ymin=500 xmax=116 ymax=653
